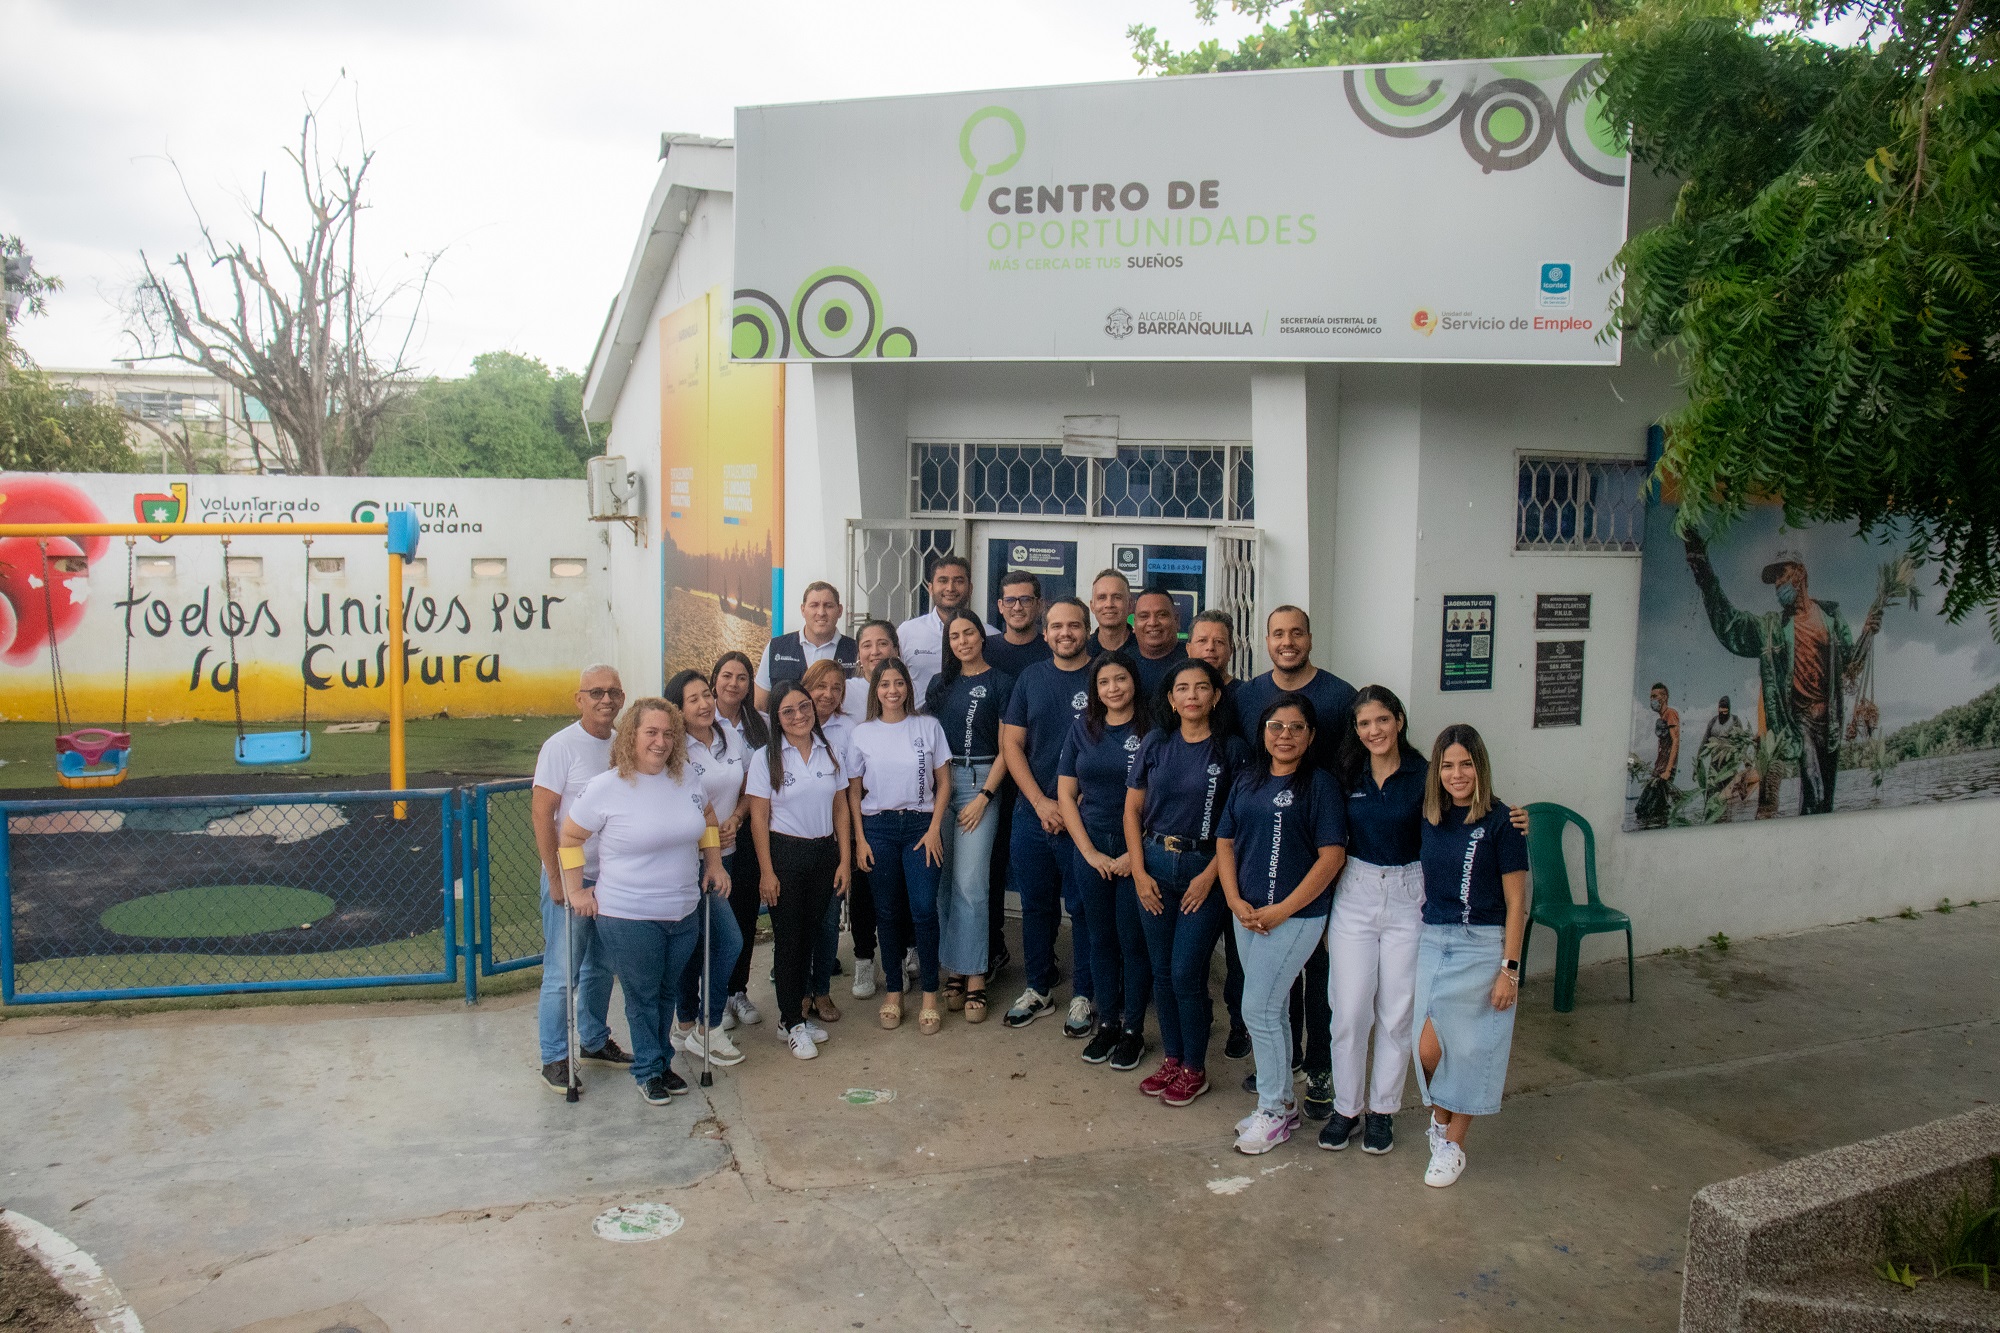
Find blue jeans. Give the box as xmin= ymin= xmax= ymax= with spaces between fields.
xmin=674 ymin=881 xmax=744 ymax=1028
xmin=1014 ymin=800 xmax=1091 ymax=1000
xmin=594 ymin=912 xmax=702 ymax=1084
xmin=1135 ymin=841 xmax=1231 ymax=1071
xmin=1073 ymin=822 xmax=1143 ymax=1028
xmin=940 ymin=761 xmax=997 ymax=977
xmin=1235 ymin=916 xmax=1323 ymax=1112
xmin=538 ymin=872 xmax=612 ymax=1064
xmin=864 ymin=809 xmax=944 ymax=994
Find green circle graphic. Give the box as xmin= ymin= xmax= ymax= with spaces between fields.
xmin=731 ymin=319 xmax=766 ymax=360
xmin=102 ymin=884 xmax=336 ymax=939
xmin=1367 ymin=68 xmax=1449 ymax=118
xmin=820 ymin=300 xmax=852 ymax=335
xmin=1585 ymin=94 xmax=1620 ymax=156
xmin=1486 ymin=106 xmax=1529 ymax=146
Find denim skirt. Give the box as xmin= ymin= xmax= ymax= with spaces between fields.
xmin=1411 ymin=922 xmax=1516 ymax=1117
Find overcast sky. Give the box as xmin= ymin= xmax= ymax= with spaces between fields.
xmin=1 ymin=0 xmax=1237 ymax=378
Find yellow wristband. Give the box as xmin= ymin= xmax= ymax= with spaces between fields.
xmin=558 ymin=845 xmax=586 ymax=870
xmin=699 ymin=826 xmax=721 ymax=850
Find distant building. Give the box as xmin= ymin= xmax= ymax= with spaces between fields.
xmin=47 ymin=364 xmax=281 ymax=474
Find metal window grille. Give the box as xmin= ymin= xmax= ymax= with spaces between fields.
xmin=1208 ymin=527 xmax=1261 ymax=680
xmin=909 ymin=441 xmax=1250 ymax=523
xmin=846 ymin=519 xmax=968 ymax=629
xmin=1515 ymin=455 xmax=1648 ymax=553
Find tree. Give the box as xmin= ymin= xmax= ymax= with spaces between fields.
xmin=1600 ymin=1 xmax=2000 ymax=629
xmin=368 ymin=352 xmax=596 ymax=479
xmin=0 ymin=238 xmax=138 ymax=473
xmin=130 ymin=96 xmax=436 ymax=476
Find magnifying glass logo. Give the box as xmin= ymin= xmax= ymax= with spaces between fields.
xmin=959 ymin=105 xmax=1026 ymax=212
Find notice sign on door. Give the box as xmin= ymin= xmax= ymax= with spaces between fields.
xmin=1533 ymin=640 xmax=1585 ymax=728
xmin=987 ymin=537 xmax=1077 ymax=611
xmin=1440 ymin=595 xmax=1495 ymax=693
xmin=1534 ymin=593 xmax=1592 ymax=631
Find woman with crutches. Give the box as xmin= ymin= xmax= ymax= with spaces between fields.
xmin=559 ymin=698 xmax=729 ymax=1104
xmin=667 ymin=669 xmax=749 ymax=1070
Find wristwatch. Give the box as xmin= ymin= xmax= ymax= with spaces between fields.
xmin=1502 ymin=958 xmax=1521 ymax=977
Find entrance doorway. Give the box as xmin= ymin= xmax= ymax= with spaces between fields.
xmin=974 ymin=522 xmax=1229 ymax=648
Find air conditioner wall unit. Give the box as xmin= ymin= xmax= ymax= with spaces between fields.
xmin=585 ymin=455 xmax=646 ymax=545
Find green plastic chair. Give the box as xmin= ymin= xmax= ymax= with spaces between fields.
xmin=1522 ymin=802 xmax=1634 ymax=1013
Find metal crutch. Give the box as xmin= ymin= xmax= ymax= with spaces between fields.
xmin=564 ymin=888 xmax=581 ymax=1103
xmin=698 ymin=889 xmax=715 ymax=1088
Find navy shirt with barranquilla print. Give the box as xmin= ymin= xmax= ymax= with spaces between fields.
xmin=925 ymin=668 xmax=1016 ymax=762
xmin=1235 ymin=667 xmax=1357 ymax=772
xmin=1128 ymin=728 xmax=1250 ymax=844
xmin=1218 ymin=768 xmax=1346 ymax=918
xmin=1058 ymin=717 xmax=1146 ymax=837
xmin=1418 ymin=801 xmax=1530 ymax=927
xmin=1343 ymin=755 xmax=1429 ymax=868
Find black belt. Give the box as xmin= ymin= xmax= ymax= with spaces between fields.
xmin=1144 ymin=832 xmax=1215 ymax=855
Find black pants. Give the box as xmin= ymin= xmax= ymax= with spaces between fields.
xmin=725 ymin=845 xmax=763 ymax=997
xmin=1288 ymin=938 xmax=1332 ymax=1076
xmin=849 ymin=867 xmax=878 ymax=960
xmin=1223 ymin=922 xmax=1245 ymax=1030
xmin=767 ymin=831 xmax=838 ymax=1030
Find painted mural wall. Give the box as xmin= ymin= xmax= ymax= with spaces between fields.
xmin=0 ymin=473 xmax=606 ymax=722
xmin=659 ymin=286 xmax=786 ymax=678
xmin=1626 ymin=493 xmax=2000 ymax=830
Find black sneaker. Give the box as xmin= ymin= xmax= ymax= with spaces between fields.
xmin=1240 ymin=1072 xmax=1257 ymax=1094
xmin=1108 ymin=1028 xmax=1147 ymax=1071
xmin=1361 ymin=1112 xmax=1395 ymax=1155
xmin=1302 ymin=1072 xmax=1334 ymax=1121
xmin=578 ymin=1037 xmax=633 ymax=1066
xmin=640 ymin=1070 xmax=689 ymax=1104
xmin=1223 ymin=1026 xmax=1252 ymax=1060
xmin=540 ymin=1059 xmax=574 ymax=1095
xmin=1081 ymin=1024 xmax=1122 ymax=1064
xmin=1317 ymin=1111 xmax=1361 ymax=1151
xmin=988 ymin=946 xmax=1012 ymax=979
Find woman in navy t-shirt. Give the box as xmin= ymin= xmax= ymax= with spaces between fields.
xmin=1057 ymin=652 xmax=1153 ymax=1072
xmin=1215 ymin=692 xmax=1347 ymax=1154
xmin=925 ymin=608 xmax=1015 ymax=1022
xmin=1413 ymin=723 xmax=1529 ymax=1189
xmin=1123 ymin=658 xmax=1250 ymax=1107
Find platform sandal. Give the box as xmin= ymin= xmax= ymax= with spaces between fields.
xmin=879 ymin=995 xmax=903 ymax=1030
xmin=962 ymin=987 xmax=989 ymax=1023
xmin=944 ymin=976 xmax=967 ymax=1012
xmin=919 ymin=1005 xmax=942 ymax=1035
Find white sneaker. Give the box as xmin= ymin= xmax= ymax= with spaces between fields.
xmin=904 ymin=948 xmax=920 ymax=981
xmin=702 ymin=1026 xmax=744 ymax=1067
xmin=1234 ymin=1107 xmax=1295 ymax=1156
xmin=730 ymin=992 xmax=762 ymax=1025
xmin=1062 ymin=995 xmax=1096 ymax=1038
xmin=786 ymin=1025 xmax=819 ymax=1060
xmin=1426 ymin=1114 xmax=1448 ymax=1154
xmin=719 ymin=1007 xmax=738 ymax=1032
xmin=1424 ymin=1138 xmax=1467 ymax=1188
xmin=802 ymin=1019 xmax=829 ymax=1043
xmin=670 ymin=1023 xmax=700 ymax=1056
xmin=851 ymin=958 xmax=878 ymax=999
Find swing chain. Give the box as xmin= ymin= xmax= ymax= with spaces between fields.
xmin=38 ymin=539 xmax=70 ymax=735
xmin=300 ymin=538 xmax=313 ymax=737
xmin=122 ymin=537 xmax=136 ymax=732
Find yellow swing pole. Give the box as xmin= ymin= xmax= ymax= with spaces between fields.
xmin=387 ymin=543 xmax=408 ymax=819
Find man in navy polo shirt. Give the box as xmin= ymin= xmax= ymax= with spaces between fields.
xmin=1130 ymin=587 xmax=1189 ymax=702
xmin=1232 ymin=605 xmax=1355 ymax=1119
xmin=986 ymin=570 xmax=1054 ymax=677
xmin=997 ymin=597 xmax=1096 ymax=1033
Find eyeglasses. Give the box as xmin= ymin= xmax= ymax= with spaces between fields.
xmin=998 ymin=595 xmax=1038 ymax=609
xmin=581 ymin=688 xmax=626 ymax=701
xmin=1263 ymin=720 xmax=1310 ymax=736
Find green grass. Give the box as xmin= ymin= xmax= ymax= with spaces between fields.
xmin=0 ymin=716 xmax=568 ymax=791
xmin=100 ymin=884 xmax=337 ymax=938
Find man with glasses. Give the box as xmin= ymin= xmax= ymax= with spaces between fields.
xmin=897 ymin=554 xmax=994 ymax=701
xmin=1233 ymin=606 xmax=1355 ymax=1119
xmin=530 ymin=664 xmax=632 ymax=1093
xmin=985 ymin=570 xmax=1053 ymax=676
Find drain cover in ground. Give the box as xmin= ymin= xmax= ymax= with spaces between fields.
xmin=592 ymin=1203 xmax=683 ymax=1243
xmin=100 ymin=884 xmax=336 ymax=939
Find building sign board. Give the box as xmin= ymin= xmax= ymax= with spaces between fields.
xmin=733 ymin=56 xmax=1628 ymax=363
xmin=1440 ymin=594 xmax=1496 ymax=693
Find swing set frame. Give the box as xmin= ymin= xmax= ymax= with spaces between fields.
xmin=0 ymin=514 xmax=420 ymax=796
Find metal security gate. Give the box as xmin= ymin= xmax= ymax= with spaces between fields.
xmin=846 ymin=519 xmax=967 ymax=630
xmin=1209 ymin=526 xmax=1261 ymax=679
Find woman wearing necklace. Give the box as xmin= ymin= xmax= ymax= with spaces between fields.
xmin=925 ymin=608 xmax=1016 ymax=1023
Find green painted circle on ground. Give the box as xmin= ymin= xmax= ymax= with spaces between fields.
xmin=101 ymin=885 xmax=336 ymax=939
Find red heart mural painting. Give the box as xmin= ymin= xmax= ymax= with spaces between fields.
xmin=0 ymin=476 xmax=109 ymax=665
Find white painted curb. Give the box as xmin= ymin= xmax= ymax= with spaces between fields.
xmin=0 ymin=1209 xmax=145 ymax=1333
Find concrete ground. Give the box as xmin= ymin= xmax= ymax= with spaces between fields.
xmin=2 ymin=906 xmax=1994 ymax=1332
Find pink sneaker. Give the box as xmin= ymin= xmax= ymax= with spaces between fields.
xmin=1160 ymin=1067 xmax=1210 ymax=1107
xmin=1234 ymin=1106 xmax=1296 ymax=1154
xmin=1139 ymin=1057 xmax=1183 ymax=1097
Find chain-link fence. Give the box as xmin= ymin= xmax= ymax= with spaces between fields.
xmin=1 ymin=789 xmax=460 ymax=1003
xmin=467 ymin=779 xmax=545 ymax=978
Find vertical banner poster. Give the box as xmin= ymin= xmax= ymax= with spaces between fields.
xmin=1440 ymin=594 xmax=1495 ymax=692
xmin=660 ymin=288 xmax=787 ymax=678
xmin=1626 ymin=490 xmax=2000 ymax=830
xmin=1534 ymin=640 xmax=1585 ymax=728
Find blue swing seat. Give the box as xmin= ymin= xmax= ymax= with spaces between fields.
xmin=236 ymin=730 xmax=312 ymax=766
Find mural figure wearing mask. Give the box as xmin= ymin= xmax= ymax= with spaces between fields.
xmin=1683 ymin=534 xmax=1881 ymax=817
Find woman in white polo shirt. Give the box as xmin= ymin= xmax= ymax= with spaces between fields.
xmin=747 ymin=677 xmax=853 ymax=1059
xmin=559 ymin=698 xmax=728 ymax=1105
xmin=847 ymin=655 xmax=952 ymax=1033
xmin=805 ymin=658 xmax=868 ymax=1018
xmin=665 ymin=669 xmax=748 ymax=1068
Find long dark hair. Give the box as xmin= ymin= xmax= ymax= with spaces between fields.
xmin=1159 ymin=657 xmax=1226 ymax=732
xmin=1251 ymin=691 xmax=1322 ymax=829
xmin=1085 ymin=651 xmax=1150 ymax=743
xmin=866 ymin=656 xmax=914 ymax=722
xmin=1335 ymin=683 xmax=1425 ymax=793
xmin=710 ymin=650 xmax=770 ymax=749
xmin=763 ymin=677 xmax=832 ymax=790
xmin=928 ymin=608 xmax=990 ymax=698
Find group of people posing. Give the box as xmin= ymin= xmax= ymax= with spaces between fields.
xmin=530 ymin=560 xmax=1534 ymax=1188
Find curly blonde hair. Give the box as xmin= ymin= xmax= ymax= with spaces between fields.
xmin=610 ymin=697 xmax=688 ymax=781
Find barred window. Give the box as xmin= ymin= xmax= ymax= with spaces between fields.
xmin=1516 ymin=454 xmax=1647 ymax=553
xmin=911 ymin=441 xmax=1252 ymax=522
xmin=967 ymin=444 xmax=1090 ymax=516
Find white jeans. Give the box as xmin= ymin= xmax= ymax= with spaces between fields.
xmin=1327 ymin=858 xmax=1425 ymax=1117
